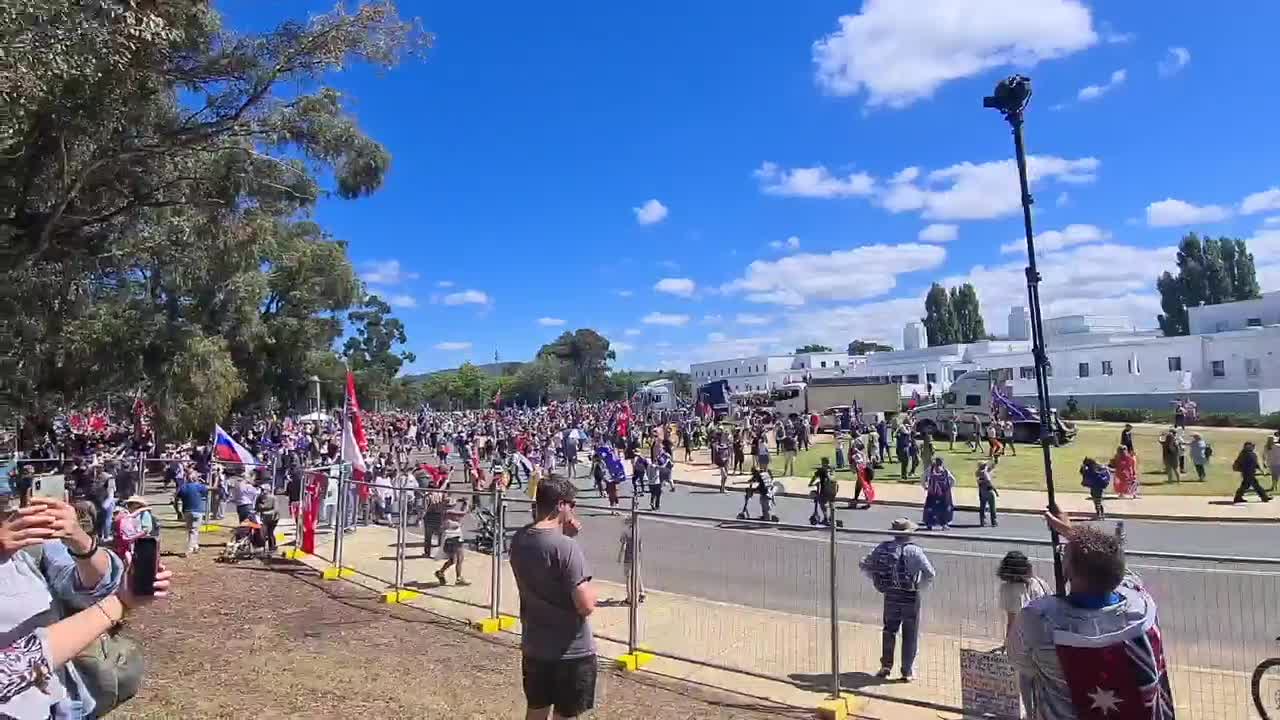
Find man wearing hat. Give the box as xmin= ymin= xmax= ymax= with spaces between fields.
xmin=859 ymin=518 xmax=936 ymax=682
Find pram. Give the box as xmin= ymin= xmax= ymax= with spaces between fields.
xmin=217 ymin=517 xmax=267 ymax=563
xmin=471 ymin=505 xmax=503 ymax=555
xmin=737 ymin=478 xmax=781 ymax=522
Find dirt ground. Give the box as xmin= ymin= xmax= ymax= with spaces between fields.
xmin=114 ymin=525 xmax=806 ymax=719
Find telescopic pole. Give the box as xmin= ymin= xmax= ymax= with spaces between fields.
xmin=988 ymin=76 xmax=1067 ymax=596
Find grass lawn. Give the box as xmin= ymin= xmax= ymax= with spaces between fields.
xmin=786 ymin=422 xmax=1278 ymax=496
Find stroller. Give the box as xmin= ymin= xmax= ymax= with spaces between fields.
xmin=218 ymin=517 xmax=267 ymax=563
xmin=737 ymin=477 xmax=780 ymax=522
xmin=471 ymin=505 xmax=503 ymax=555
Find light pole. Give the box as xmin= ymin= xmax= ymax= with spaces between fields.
xmin=983 ymin=75 xmax=1066 ymax=596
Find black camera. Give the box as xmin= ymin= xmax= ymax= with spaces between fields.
xmin=983 ymin=75 xmax=1033 ymax=117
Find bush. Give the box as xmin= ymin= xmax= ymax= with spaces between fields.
xmin=1094 ymin=408 xmax=1151 ymax=423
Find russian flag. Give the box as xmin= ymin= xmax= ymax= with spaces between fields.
xmin=214 ymin=424 xmax=258 ymax=466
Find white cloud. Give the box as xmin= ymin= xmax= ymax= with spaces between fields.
xmin=616 ymin=290 xmax=634 ymax=298
xmin=537 ymin=317 xmax=565 ymax=327
xmin=623 ymin=328 xmax=642 ymax=337
xmin=755 ymin=162 xmax=875 ymax=198
xmin=611 ymin=341 xmax=635 ymax=354
xmin=440 ymin=289 xmax=491 ymax=306
xmin=1056 ymin=192 xmax=1071 ymax=207
xmin=769 ymin=235 xmax=802 ymax=251
xmin=777 ymin=297 xmax=923 ymax=351
xmin=654 ymin=277 xmax=697 ymax=297
xmin=1100 ymin=25 xmax=1135 ymax=44
xmin=918 ymin=224 xmax=958 ymax=243
xmin=1241 ymin=188 xmax=1280 ymax=216
xmin=881 ymin=155 xmax=1099 ymax=220
xmin=945 ymin=243 xmax=1173 ymax=332
xmin=721 ymin=243 xmax=946 ymax=306
xmin=1145 ymin=198 xmax=1232 ymax=227
xmin=1158 ymin=47 xmax=1191 ymax=77
xmin=702 ymin=314 xmax=723 ymax=325
xmin=359 ymin=259 xmax=420 ymax=286
xmin=707 ymin=332 xmax=727 ymax=343
xmin=1264 ymin=216 xmax=1280 ymax=227
xmin=633 ymin=199 xmax=669 ymax=225
xmin=736 ymin=313 xmax=772 ymax=326
xmin=811 ymin=0 xmax=1097 ymax=109
xmin=434 ymin=341 xmax=472 ymax=351
xmin=436 ymin=280 xmax=454 ymax=288
xmin=1000 ymin=223 xmax=1110 ymax=255
xmin=383 ymin=293 xmax=417 ymax=309
xmin=1251 ymin=230 xmax=1280 ymax=292
xmin=642 ymin=312 xmax=690 ymax=327
xmin=1077 ymin=69 xmax=1126 ymax=101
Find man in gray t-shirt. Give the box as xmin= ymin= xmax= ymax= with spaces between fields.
xmin=509 ymin=477 xmax=598 ymax=719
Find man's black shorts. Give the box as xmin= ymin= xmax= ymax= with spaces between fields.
xmin=521 ymin=655 xmax=597 ymax=717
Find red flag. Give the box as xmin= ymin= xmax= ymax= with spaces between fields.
xmin=493 ymin=388 xmax=503 ymax=407
xmin=1053 ymin=617 xmax=1174 ymax=719
xmin=618 ymin=401 xmax=633 ymax=437
xmin=345 ymin=371 xmax=368 ymax=454
xmin=345 ymin=371 xmax=370 ymax=500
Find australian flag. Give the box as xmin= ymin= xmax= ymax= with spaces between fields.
xmin=1053 ymin=610 xmax=1176 ymax=719
xmin=991 ymin=385 xmax=1035 ymax=422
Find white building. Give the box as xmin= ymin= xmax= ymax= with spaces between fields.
xmin=690 ymin=295 xmax=1280 ymax=413
xmin=690 ymin=351 xmax=861 ymax=395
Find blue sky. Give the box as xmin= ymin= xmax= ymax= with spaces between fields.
xmin=219 ymin=0 xmax=1280 ymax=373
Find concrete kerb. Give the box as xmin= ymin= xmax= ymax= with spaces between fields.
xmin=673 ymin=473 xmax=1280 ymax=524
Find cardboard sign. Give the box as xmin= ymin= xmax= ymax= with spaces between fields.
xmin=960 ymin=648 xmax=1022 ymax=719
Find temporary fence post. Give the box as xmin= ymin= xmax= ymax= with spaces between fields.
xmin=395 ymin=486 xmax=407 ymax=591
xmin=489 ymin=479 xmax=502 ymax=619
xmin=628 ymin=503 xmax=640 ymax=655
xmin=333 ymin=469 xmax=345 ymax=569
xmin=828 ymin=505 xmax=841 ymax=700
xmin=137 ymin=451 xmax=145 ymax=494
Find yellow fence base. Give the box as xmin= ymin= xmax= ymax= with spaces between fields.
xmin=815 ymin=694 xmax=866 ymax=720
xmin=198 ymin=524 xmax=226 ymax=533
xmin=472 ymin=615 xmax=518 ymax=634
xmin=615 ymin=650 xmax=655 ymax=672
xmin=381 ymin=589 xmax=424 ymax=604
xmin=321 ymin=565 xmax=356 ymax=581
xmin=280 ymin=549 xmax=309 ymax=560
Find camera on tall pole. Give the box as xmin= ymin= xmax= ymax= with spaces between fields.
xmin=983 ymin=75 xmax=1066 ymax=596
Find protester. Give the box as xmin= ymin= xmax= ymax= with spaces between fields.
xmin=1188 ymin=432 xmax=1211 ymax=482
xmin=1159 ymin=430 xmax=1180 ymax=485
xmin=254 ymin=481 xmax=280 ymax=553
xmin=1232 ymin=441 xmax=1273 ymax=504
xmin=921 ymin=458 xmax=955 ymax=531
xmin=617 ymin=514 xmax=644 ymax=605
xmin=1001 ymin=419 xmax=1017 ymax=457
xmin=435 ymin=499 xmax=469 ymax=586
xmin=1266 ymin=435 xmax=1280 ymax=492
xmin=1009 ymin=511 xmax=1175 ymax=719
xmin=509 ymin=477 xmax=597 ymax=720
xmin=976 ymin=461 xmax=998 ymax=527
xmin=1109 ymin=445 xmax=1139 ymax=499
xmin=175 ymin=472 xmax=209 ymax=556
xmin=1079 ymin=457 xmax=1111 ymax=520
xmin=859 ymin=518 xmax=935 ymax=682
xmin=997 ymin=551 xmax=1048 ymax=647
xmin=809 ymin=458 xmax=836 ymax=525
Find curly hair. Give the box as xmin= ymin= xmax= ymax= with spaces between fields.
xmin=1065 ymin=525 xmax=1125 ymax=593
xmin=997 ymin=551 xmax=1034 ymax=583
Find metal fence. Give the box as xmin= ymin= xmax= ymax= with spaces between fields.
xmin=312 ymin=472 xmax=1279 ymax=720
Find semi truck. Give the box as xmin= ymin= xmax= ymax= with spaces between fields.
xmin=909 ymin=369 xmax=1077 ymax=444
xmin=770 ymin=377 xmax=903 ymax=429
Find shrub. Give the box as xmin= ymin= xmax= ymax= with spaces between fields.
xmin=1095 ymin=408 xmax=1151 ymax=423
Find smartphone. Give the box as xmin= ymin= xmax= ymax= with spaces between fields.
xmin=130 ymin=537 xmax=159 ymax=596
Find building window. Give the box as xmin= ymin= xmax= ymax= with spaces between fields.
xmin=1046 ymin=364 xmax=1054 ymax=378
xmin=1167 ymin=356 xmax=1182 ymax=372
xmin=1246 ymin=358 xmax=1261 ymax=377
xmin=1128 ymin=357 xmax=1140 ymax=374
xmin=903 ymin=374 xmax=917 ymax=383
xmin=1019 ymin=366 xmax=1035 ymax=380
xmin=965 ymin=394 xmax=982 ymax=406
xmin=820 ymin=361 xmax=827 ymax=368
xmin=1212 ymin=360 xmax=1225 ymax=377
xmin=890 ymin=375 xmax=902 ymax=383
xmin=1078 ymin=362 xmax=1090 ymax=378
xmin=834 ymin=360 xmax=841 ymax=367
xmin=799 ymin=362 xmax=806 ymax=369
xmin=926 ymin=372 xmax=937 ymax=383
xmin=1248 ymin=318 xmax=1263 ymax=327
xmin=1101 ymin=361 xmax=1113 ymax=376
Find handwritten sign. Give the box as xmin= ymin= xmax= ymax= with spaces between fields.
xmin=960 ymin=648 xmax=1021 ymax=719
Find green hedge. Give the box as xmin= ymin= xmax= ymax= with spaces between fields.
xmin=1061 ymin=405 xmax=1280 ymax=429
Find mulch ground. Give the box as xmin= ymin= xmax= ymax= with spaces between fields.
xmin=114 ymin=525 xmax=806 ymax=719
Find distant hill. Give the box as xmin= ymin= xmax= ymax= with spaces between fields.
xmin=403 ymin=361 xmax=525 ymax=383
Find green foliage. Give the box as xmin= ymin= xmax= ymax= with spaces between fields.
xmin=950 ymin=284 xmax=987 ymax=342
xmin=848 ymin=339 xmax=893 ymax=355
xmin=794 ymin=344 xmax=833 ymax=353
xmin=922 ymin=282 xmax=984 ymax=345
xmin=1157 ymin=233 xmax=1262 ymax=336
xmin=0 ymin=2 xmax=428 ymax=425
xmin=344 ymin=294 xmax=416 ymax=405
xmin=537 ymin=329 xmax=616 ymax=400
xmin=1092 ymin=408 xmax=1152 ymax=424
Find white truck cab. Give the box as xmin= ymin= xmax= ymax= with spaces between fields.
xmin=910 ymin=369 xmax=1076 ymax=444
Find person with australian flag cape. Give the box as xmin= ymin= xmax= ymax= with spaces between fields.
xmin=1010 ymin=511 xmax=1175 ymax=719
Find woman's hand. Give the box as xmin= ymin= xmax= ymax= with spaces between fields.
xmin=0 ymin=505 xmax=58 ymax=555
xmin=1044 ymin=509 xmax=1074 ymax=537
xmin=117 ymin=553 xmax=173 ymax=612
xmin=27 ymin=498 xmax=93 ymax=555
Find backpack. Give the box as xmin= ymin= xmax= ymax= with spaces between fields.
xmin=21 ymin=544 xmax=144 ymax=716
xmin=870 ymin=542 xmax=916 ymax=595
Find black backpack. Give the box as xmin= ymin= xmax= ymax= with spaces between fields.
xmin=870 ymin=542 xmax=916 ymax=595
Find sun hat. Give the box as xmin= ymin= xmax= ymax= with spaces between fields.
xmin=890 ymin=517 xmax=916 ymax=535
xmin=123 ymin=495 xmax=149 ymax=508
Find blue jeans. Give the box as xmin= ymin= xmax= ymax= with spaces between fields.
xmin=880 ymin=596 xmax=920 ymax=675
